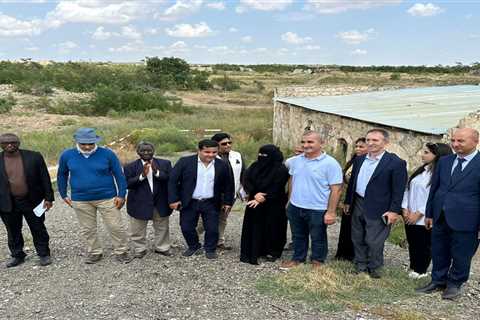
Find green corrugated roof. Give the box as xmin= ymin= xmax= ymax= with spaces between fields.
xmin=275 ymin=85 xmax=480 ymax=135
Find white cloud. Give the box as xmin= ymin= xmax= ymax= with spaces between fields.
xmin=92 ymin=26 xmax=115 ymax=40
xmin=301 ymin=45 xmax=321 ymax=50
xmin=48 ymin=1 xmax=148 ymax=25
xmin=0 ymin=13 xmax=44 ymax=37
xmin=108 ymin=43 xmax=141 ymax=53
xmin=121 ymin=25 xmax=142 ymax=40
xmin=145 ymin=28 xmax=160 ymax=35
xmin=281 ymin=31 xmax=312 ymax=45
xmin=157 ymin=0 xmax=203 ymax=20
xmin=351 ymin=49 xmax=367 ymax=55
xmin=241 ymin=35 xmax=253 ymax=43
xmin=56 ymin=41 xmax=78 ymax=54
xmin=206 ymin=2 xmax=225 ymax=10
xmin=305 ymin=0 xmax=401 ymax=14
xmin=235 ymin=6 xmax=246 ymax=14
xmin=169 ymin=41 xmax=188 ymax=50
xmin=468 ymin=34 xmax=479 ymax=39
xmin=407 ymin=3 xmax=444 ymax=17
xmin=253 ymin=47 xmax=268 ymax=53
xmin=165 ymin=22 xmax=213 ymax=38
xmin=25 ymin=46 xmax=39 ymax=51
xmin=337 ymin=29 xmax=375 ymax=45
xmin=228 ymin=27 xmax=238 ymax=32
xmin=238 ymin=0 xmax=293 ymax=11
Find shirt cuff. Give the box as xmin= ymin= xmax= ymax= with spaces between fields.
xmin=139 ymin=175 xmax=146 ymax=181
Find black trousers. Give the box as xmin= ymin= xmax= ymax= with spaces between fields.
xmin=335 ymin=213 xmax=354 ymax=261
xmin=180 ymin=199 xmax=219 ymax=253
xmin=405 ymin=224 xmax=431 ymax=274
xmin=0 ymin=197 xmax=50 ymax=258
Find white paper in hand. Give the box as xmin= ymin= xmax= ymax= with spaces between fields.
xmin=33 ymin=200 xmax=47 ymax=217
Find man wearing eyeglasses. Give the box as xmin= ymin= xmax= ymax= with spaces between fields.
xmin=57 ymin=128 xmax=130 ymax=264
xmin=197 ymin=132 xmax=245 ymax=250
xmin=0 ymin=133 xmax=54 ymax=267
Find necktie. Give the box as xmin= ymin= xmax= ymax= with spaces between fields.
xmin=451 ymin=158 xmax=466 ymax=184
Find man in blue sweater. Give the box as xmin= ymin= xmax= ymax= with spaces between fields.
xmin=57 ymin=128 xmax=130 ymax=264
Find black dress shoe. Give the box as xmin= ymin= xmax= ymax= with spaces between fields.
xmin=155 ymin=249 xmax=173 ymax=257
xmin=182 ymin=247 xmax=202 ymax=257
xmin=442 ymin=285 xmax=462 ymax=300
xmin=205 ymin=251 xmax=218 ymax=259
xmin=6 ymin=257 xmax=25 ymax=268
xmin=368 ymin=268 xmax=382 ymax=279
xmin=415 ymin=282 xmax=446 ymax=294
xmin=39 ymin=255 xmax=52 ymax=266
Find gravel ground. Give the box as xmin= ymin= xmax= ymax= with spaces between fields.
xmin=0 ymin=197 xmax=479 ymax=320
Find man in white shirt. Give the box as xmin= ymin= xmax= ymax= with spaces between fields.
xmin=168 ymin=140 xmax=234 ymax=259
xmin=124 ymin=142 xmax=173 ymax=259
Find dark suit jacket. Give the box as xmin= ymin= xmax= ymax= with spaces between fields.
xmin=168 ymin=155 xmax=234 ymax=210
xmin=344 ymin=151 xmax=407 ymax=219
xmin=426 ymin=153 xmax=480 ymax=232
xmin=0 ymin=149 xmax=54 ymax=213
xmin=124 ymin=158 xmax=172 ymax=219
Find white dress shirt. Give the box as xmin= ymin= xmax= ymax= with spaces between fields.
xmin=355 ymin=151 xmax=385 ymax=197
xmin=402 ymin=169 xmax=432 ymax=226
xmin=192 ymin=158 xmax=215 ymax=200
xmin=138 ymin=160 xmax=160 ymax=193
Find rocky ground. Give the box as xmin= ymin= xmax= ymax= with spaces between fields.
xmin=0 ymin=198 xmax=479 ymax=320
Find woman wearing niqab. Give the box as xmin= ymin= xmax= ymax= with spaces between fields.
xmin=240 ymin=144 xmax=289 ymax=265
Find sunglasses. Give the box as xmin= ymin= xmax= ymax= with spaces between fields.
xmin=220 ymin=141 xmax=232 ymax=146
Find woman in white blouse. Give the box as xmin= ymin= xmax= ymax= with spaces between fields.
xmin=402 ymin=142 xmax=452 ymax=278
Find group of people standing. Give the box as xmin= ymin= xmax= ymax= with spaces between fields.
xmin=0 ymin=125 xmax=479 ymax=301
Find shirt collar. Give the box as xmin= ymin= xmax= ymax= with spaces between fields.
xmin=301 ymin=152 xmax=326 ymax=161
xmin=197 ymin=156 xmax=215 ymax=166
xmin=366 ymin=151 xmax=385 ymax=162
xmin=457 ymin=150 xmax=478 ymax=162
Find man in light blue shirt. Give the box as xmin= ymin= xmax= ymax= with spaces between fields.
xmin=281 ymin=131 xmax=343 ymax=270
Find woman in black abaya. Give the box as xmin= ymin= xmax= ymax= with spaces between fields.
xmin=240 ymin=144 xmax=289 ymax=265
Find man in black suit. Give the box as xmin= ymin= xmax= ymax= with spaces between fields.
xmin=124 ymin=142 xmax=173 ymax=259
xmin=168 ymin=139 xmax=234 ymax=259
xmin=0 ymin=133 xmax=54 ymax=267
xmin=417 ymin=128 xmax=480 ymax=300
xmin=344 ymin=128 xmax=407 ymax=278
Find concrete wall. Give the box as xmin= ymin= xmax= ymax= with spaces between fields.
xmin=273 ymin=102 xmax=443 ymax=169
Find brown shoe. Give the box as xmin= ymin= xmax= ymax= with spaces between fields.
xmin=154 ymin=249 xmax=174 ymax=257
xmin=115 ymin=253 xmax=132 ymax=264
xmin=279 ymin=260 xmax=301 ymax=270
xmin=84 ymin=254 xmax=103 ymax=264
xmin=217 ymin=244 xmax=233 ymax=250
xmin=311 ymin=260 xmax=323 ymax=269
xmin=133 ymin=251 xmax=147 ymax=259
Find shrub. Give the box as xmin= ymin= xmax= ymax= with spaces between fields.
xmin=0 ymin=94 xmax=16 ymax=113
xmin=212 ymin=74 xmax=241 ymax=91
xmin=128 ymin=127 xmax=197 ymax=155
xmin=46 ymin=99 xmax=94 ymax=115
xmin=390 ymin=73 xmax=401 ymax=80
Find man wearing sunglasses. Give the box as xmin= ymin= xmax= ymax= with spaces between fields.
xmin=197 ymin=132 xmax=246 ymax=251
xmin=0 ymin=133 xmax=54 ymax=267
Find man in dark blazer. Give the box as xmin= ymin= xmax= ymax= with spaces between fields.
xmin=417 ymin=128 xmax=480 ymax=300
xmin=0 ymin=133 xmax=54 ymax=267
xmin=124 ymin=142 xmax=173 ymax=259
xmin=344 ymin=128 xmax=407 ymax=278
xmin=168 ymin=139 xmax=234 ymax=259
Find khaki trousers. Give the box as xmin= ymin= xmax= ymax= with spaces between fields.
xmin=197 ymin=209 xmax=227 ymax=246
xmin=129 ymin=209 xmax=171 ymax=254
xmin=72 ymin=198 xmax=128 ymax=256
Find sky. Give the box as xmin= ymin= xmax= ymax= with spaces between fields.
xmin=0 ymin=0 xmax=479 ymax=65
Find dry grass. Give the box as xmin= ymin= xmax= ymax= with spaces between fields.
xmin=257 ymin=260 xmax=435 ymax=318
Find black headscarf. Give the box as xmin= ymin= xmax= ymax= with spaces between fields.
xmin=244 ymin=144 xmax=284 ymax=194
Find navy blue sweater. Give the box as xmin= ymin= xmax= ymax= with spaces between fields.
xmin=57 ymin=147 xmax=127 ymax=201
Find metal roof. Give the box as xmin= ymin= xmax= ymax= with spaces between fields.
xmin=275 ymin=85 xmax=480 ymax=135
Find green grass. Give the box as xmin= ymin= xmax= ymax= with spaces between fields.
xmin=257 ymin=261 xmax=431 ymax=318
xmin=19 ymin=107 xmax=273 ymax=165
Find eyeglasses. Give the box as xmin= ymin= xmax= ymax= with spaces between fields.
xmin=220 ymin=141 xmax=232 ymax=146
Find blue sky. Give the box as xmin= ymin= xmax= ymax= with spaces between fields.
xmin=0 ymin=1 xmax=478 ymax=65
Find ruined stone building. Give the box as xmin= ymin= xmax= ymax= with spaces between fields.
xmin=273 ymin=85 xmax=480 ymax=168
